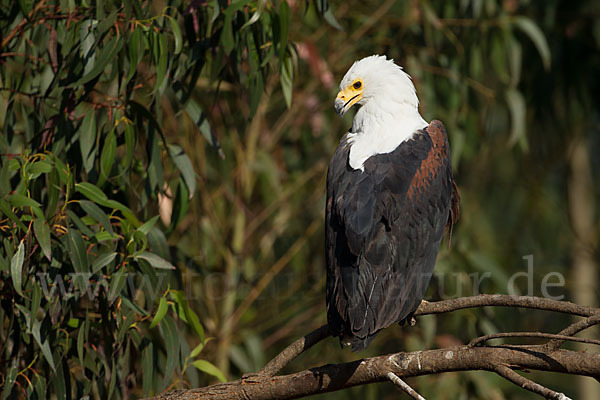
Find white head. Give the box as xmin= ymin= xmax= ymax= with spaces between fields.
xmin=334 ymin=55 xmax=428 ymax=170
xmin=334 ymin=55 xmax=422 ymax=120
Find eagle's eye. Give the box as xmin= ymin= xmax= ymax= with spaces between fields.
xmin=353 ymin=81 xmax=362 ymax=90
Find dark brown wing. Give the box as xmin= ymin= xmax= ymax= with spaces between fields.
xmin=325 ymin=120 xmax=456 ymax=351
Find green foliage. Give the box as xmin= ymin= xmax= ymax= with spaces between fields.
xmin=0 ymin=0 xmax=336 ymax=397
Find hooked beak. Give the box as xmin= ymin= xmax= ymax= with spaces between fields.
xmin=334 ymin=87 xmax=362 ymax=116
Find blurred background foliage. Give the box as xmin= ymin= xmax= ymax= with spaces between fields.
xmin=0 ymin=0 xmax=598 ymax=399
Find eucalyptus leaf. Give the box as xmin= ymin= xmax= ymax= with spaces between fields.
xmin=34 ymin=218 xmax=52 ymax=261
xmin=192 ymin=359 xmax=226 ymax=382
xmin=10 ymin=241 xmax=25 ymax=297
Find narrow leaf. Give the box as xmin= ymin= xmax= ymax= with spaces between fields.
xmin=160 ymin=316 xmax=179 ymax=387
xmin=512 ymin=16 xmax=551 ymax=70
xmin=138 ymin=215 xmax=159 ymax=235
xmin=505 ymin=88 xmax=528 ymax=150
xmin=66 ymin=229 xmax=89 ymax=273
xmin=168 ymin=145 xmax=196 ymax=196
xmin=166 ymin=15 xmax=183 ymax=55
xmin=190 ymin=342 xmax=205 ymax=358
xmin=32 ymin=319 xmax=56 ymax=372
xmin=74 ymin=35 xmax=125 ymax=86
xmin=136 ymin=251 xmax=175 ymax=270
xmin=11 ymin=241 xmax=25 ymax=297
xmin=80 ymin=200 xmax=114 ymax=233
xmin=76 ymin=182 xmax=109 ymax=203
xmin=1 ymin=365 xmax=17 ymax=400
xmin=192 ymin=360 xmax=226 ymax=382
xmin=34 ymin=218 xmax=52 ymax=261
xmin=79 ymin=109 xmax=97 ymax=173
xmin=150 ymin=296 xmax=168 ymax=328
xmin=99 ymin=130 xmax=117 ymax=184
xmin=278 ymin=0 xmax=289 ymax=64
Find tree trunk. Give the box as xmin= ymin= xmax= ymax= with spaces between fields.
xmin=568 ymin=138 xmax=599 ymax=400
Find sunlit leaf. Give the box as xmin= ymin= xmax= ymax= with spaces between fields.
xmin=242 ymin=0 xmax=266 ymax=29
xmin=150 ymin=296 xmax=168 ymax=328
xmin=505 ymin=88 xmax=528 ymax=150
xmin=323 ymin=8 xmax=343 ymax=31
xmin=75 ymin=182 xmax=109 ymax=203
xmin=280 ymin=52 xmax=293 ymax=108
xmin=168 ymin=145 xmax=196 ymax=197
xmin=512 ymin=16 xmax=551 ymax=70
xmin=192 ymin=360 xmax=226 ymax=382
xmin=73 ymin=34 xmax=124 ymax=86
xmin=136 ymin=251 xmax=175 ymax=270
xmin=166 ymin=15 xmax=183 ymax=55
xmin=190 ymin=342 xmax=205 ymax=358
xmin=138 ymin=215 xmax=160 ymax=235
xmin=10 ymin=241 xmax=25 ymax=297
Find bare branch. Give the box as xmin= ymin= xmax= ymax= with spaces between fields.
xmin=150 ymin=345 xmax=598 ymax=400
xmin=545 ymin=314 xmax=600 ymax=350
xmin=414 ymin=294 xmax=597 ymax=318
xmin=386 ymin=372 xmax=426 ymax=400
xmin=258 ymin=324 xmax=330 ymax=377
xmin=150 ymin=296 xmax=600 ymax=400
xmin=494 ymin=365 xmax=572 ymax=400
xmin=469 ymin=331 xmax=600 ymax=347
xmin=258 ymin=294 xmax=599 ymax=378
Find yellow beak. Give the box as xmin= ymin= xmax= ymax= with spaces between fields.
xmin=334 ymin=86 xmax=363 ymax=116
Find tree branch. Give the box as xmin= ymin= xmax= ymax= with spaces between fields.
xmin=413 ymin=294 xmax=596 ymax=317
xmin=258 ymin=324 xmax=330 ymax=377
xmin=494 ymin=365 xmax=572 ymax=400
xmin=257 ymin=294 xmax=598 ymax=377
xmin=469 ymin=331 xmax=600 ymax=347
xmin=149 ymin=295 xmax=600 ymax=400
xmin=151 ymin=345 xmax=599 ymax=400
xmin=386 ymin=372 xmax=426 ymax=400
xmin=545 ymin=314 xmax=600 ymax=351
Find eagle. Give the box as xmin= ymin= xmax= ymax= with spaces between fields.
xmin=326 ymin=55 xmax=460 ymax=351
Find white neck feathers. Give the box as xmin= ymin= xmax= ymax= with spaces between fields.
xmin=339 ymin=56 xmax=428 ymax=171
xmin=348 ymin=101 xmax=427 ymax=171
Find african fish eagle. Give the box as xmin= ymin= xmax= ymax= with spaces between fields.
xmin=326 ymin=55 xmax=460 ymax=351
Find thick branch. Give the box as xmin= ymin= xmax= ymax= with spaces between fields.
xmin=150 ymin=296 xmax=600 ymax=400
xmin=151 ymin=346 xmax=600 ymax=400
